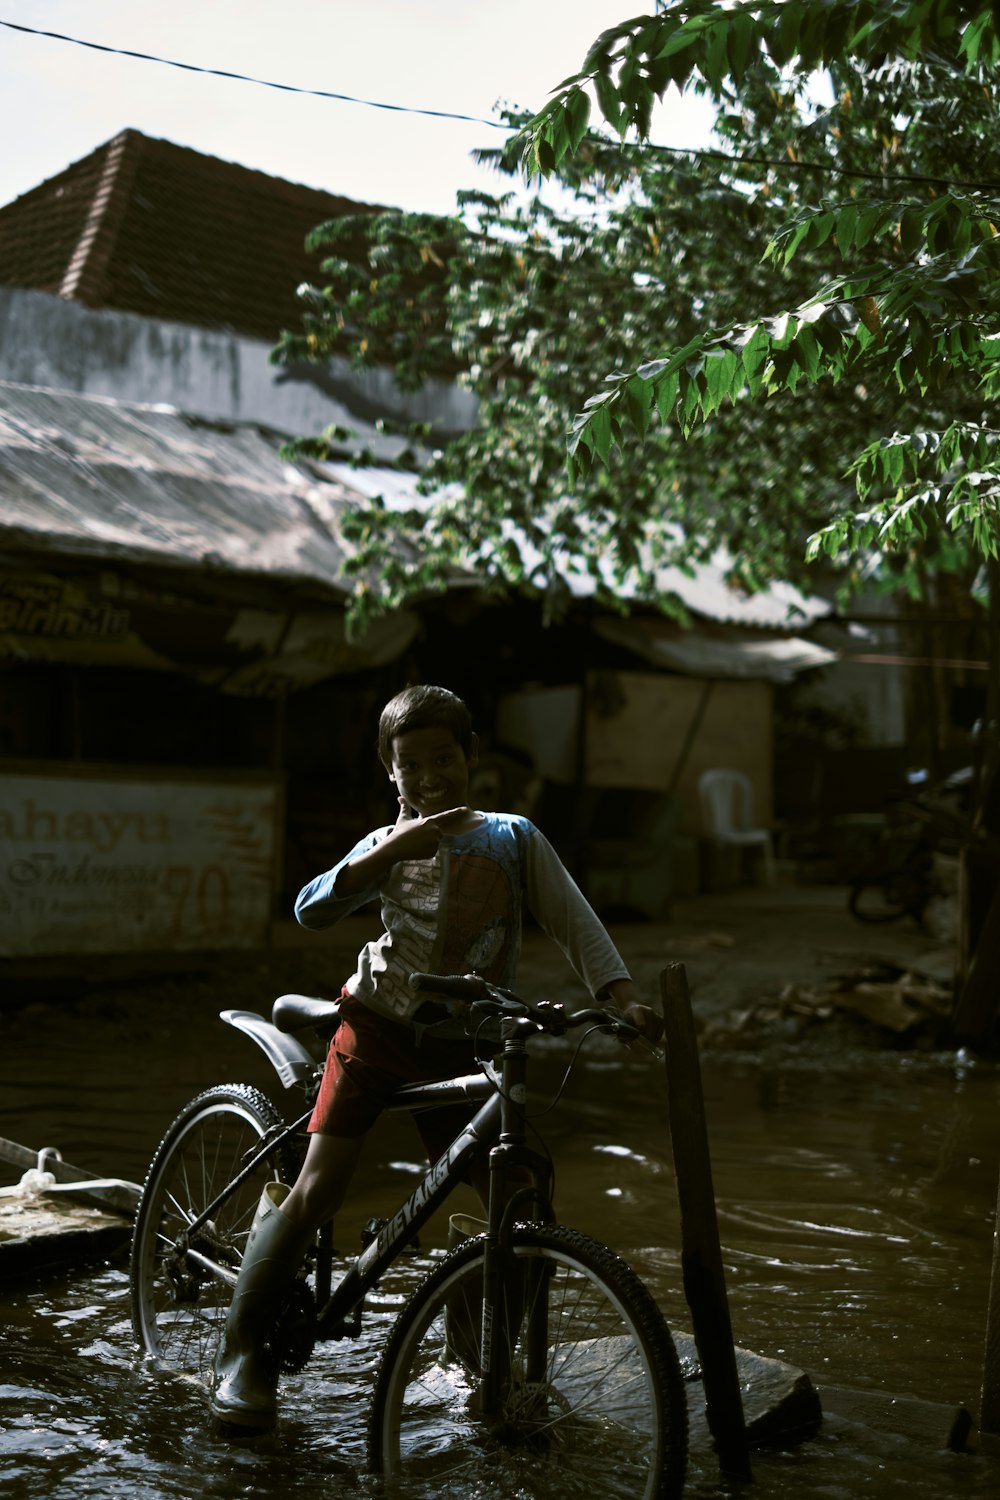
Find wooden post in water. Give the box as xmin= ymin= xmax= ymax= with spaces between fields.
xmin=981 ymin=1169 xmax=1000 ymax=1434
xmin=660 ymin=962 xmax=752 ymax=1481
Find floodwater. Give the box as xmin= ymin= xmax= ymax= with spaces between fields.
xmin=1 ymin=970 xmax=998 ymax=1500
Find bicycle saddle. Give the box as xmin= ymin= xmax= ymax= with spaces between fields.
xmin=272 ymin=994 xmax=343 ymax=1034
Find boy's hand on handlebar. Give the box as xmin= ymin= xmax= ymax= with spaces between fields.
xmin=619 ymin=1001 xmax=665 ymax=1045
xmin=600 ymin=979 xmax=664 ymax=1045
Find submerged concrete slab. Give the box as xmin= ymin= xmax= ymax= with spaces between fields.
xmin=673 ymin=1330 xmax=822 ymax=1448
xmin=819 ymin=1383 xmax=996 ymax=1456
xmin=0 ymin=1195 xmax=131 ymax=1276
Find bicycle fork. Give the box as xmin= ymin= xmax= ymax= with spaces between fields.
xmin=478 ymin=1028 xmax=553 ymax=1421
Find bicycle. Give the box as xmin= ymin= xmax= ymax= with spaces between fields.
xmin=847 ymin=766 xmax=970 ymax=926
xmin=129 ymin=972 xmax=688 ymax=1499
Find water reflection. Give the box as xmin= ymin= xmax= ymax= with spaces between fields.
xmin=1 ymin=989 xmax=998 ymax=1498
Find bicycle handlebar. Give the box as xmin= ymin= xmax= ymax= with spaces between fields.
xmin=407 ymin=971 xmax=640 ymax=1042
xmin=408 ymin=971 xmax=491 ymax=1000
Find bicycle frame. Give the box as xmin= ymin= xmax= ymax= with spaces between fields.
xmin=315 ymin=1071 xmax=500 ymax=1336
xmin=132 ymin=983 xmax=685 ymax=1498
xmin=178 ymin=1015 xmax=554 ymax=1408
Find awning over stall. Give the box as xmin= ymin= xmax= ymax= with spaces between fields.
xmin=0 ymin=381 xmax=419 ymax=691
xmin=593 ymin=616 xmax=838 ymax=683
xmin=0 ymin=383 xmax=838 ymax=694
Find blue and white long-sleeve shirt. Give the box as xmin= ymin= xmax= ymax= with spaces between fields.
xmin=294 ymin=812 xmax=630 ymax=1035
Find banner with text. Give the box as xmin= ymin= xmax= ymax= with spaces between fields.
xmin=0 ymin=771 xmax=279 ymax=955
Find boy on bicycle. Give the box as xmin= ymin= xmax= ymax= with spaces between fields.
xmin=211 ymin=683 xmax=662 ymax=1428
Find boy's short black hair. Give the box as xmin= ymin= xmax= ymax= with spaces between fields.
xmin=377 ymin=685 xmax=474 ymax=769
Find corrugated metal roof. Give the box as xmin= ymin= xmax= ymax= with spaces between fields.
xmin=0 ymin=379 xmax=362 ymax=592
xmin=593 ymin=616 xmax=837 ymax=683
xmin=0 ymin=383 xmax=832 ymax=692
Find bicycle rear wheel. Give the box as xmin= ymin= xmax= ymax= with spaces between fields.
xmin=369 ymin=1222 xmax=687 ymax=1500
xmin=130 ymin=1084 xmax=292 ymax=1374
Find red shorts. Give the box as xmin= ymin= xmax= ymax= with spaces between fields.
xmin=308 ymin=992 xmax=480 ymax=1160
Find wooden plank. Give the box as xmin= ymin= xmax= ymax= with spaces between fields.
xmin=0 ymin=1138 xmax=140 ymax=1214
xmin=660 ymin=961 xmax=753 ymax=1481
xmin=1 ymin=1136 xmax=109 ymax=1182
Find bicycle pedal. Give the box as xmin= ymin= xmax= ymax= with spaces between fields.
xmin=360 ymin=1216 xmax=386 ymax=1249
xmin=321 ymin=1305 xmax=363 ymax=1341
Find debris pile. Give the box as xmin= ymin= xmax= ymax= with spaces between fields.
xmin=701 ymin=964 xmax=955 ymax=1049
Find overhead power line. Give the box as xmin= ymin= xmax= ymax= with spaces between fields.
xmin=2 ymin=17 xmax=999 ymax=194
xmin=641 ymin=139 xmax=1000 ymax=192
xmin=0 ymin=18 xmax=508 ymax=128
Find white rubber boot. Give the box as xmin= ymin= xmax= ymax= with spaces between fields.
xmin=210 ymin=1182 xmax=312 ymax=1429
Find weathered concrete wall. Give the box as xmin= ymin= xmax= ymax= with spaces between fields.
xmin=0 ymin=285 xmax=476 ymax=456
xmin=791 ymin=607 xmax=907 ymax=748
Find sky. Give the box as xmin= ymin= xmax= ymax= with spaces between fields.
xmin=0 ymin=1 xmax=716 ymax=215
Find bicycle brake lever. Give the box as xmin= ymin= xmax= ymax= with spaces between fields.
xmin=467 ymin=997 xmax=509 ymax=1017
xmin=600 ymin=1004 xmax=641 ymax=1043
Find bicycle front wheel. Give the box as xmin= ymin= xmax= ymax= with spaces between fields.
xmin=130 ymin=1084 xmax=293 ymax=1374
xmin=369 ymin=1222 xmax=687 ymax=1500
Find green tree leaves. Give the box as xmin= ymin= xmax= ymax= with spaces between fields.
xmin=516 ymin=0 xmax=997 ymax=174
xmin=275 ymin=5 xmax=1000 ymax=625
xmin=514 ymin=1 xmax=1000 ymax=587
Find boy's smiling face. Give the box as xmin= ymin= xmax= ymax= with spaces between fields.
xmin=389 ymin=726 xmax=478 ymax=819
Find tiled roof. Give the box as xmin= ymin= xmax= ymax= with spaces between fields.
xmin=0 ymin=130 xmax=380 ymax=342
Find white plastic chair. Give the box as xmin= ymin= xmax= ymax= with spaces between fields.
xmin=698 ymin=768 xmax=775 ymax=886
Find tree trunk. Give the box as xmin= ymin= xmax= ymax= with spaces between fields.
xmin=951 ymin=558 xmax=1000 ymax=1050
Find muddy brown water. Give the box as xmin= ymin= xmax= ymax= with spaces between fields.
xmin=1 ymin=957 xmax=998 ymax=1499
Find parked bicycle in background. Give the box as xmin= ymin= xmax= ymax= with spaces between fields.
xmin=847 ymin=762 xmax=972 ymax=926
